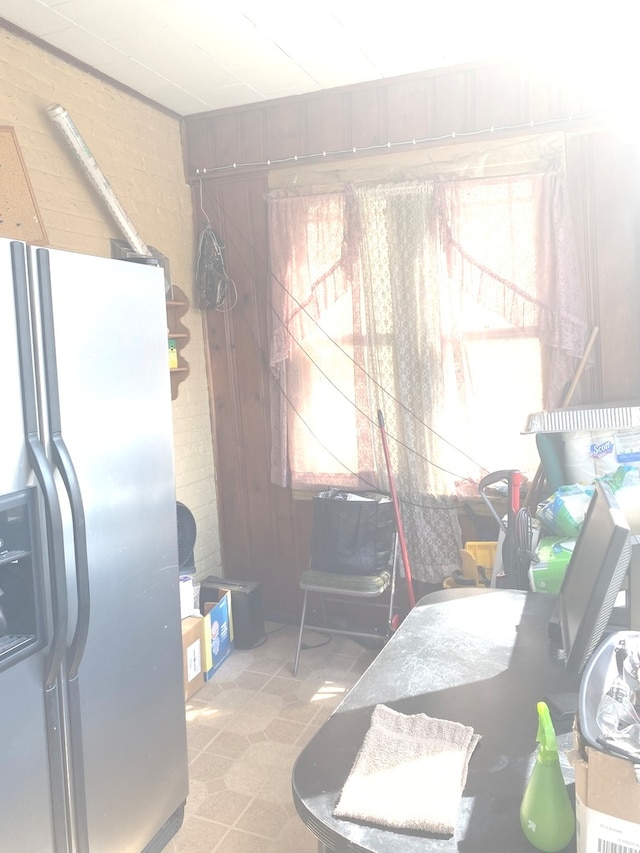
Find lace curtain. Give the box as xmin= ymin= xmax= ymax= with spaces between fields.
xmin=268 ymin=158 xmax=588 ymax=582
xmin=268 ymin=191 xmax=377 ymax=491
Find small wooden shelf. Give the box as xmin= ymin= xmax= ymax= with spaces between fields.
xmin=166 ymin=285 xmax=190 ymax=400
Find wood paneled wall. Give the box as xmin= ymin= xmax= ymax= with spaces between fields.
xmin=184 ymin=60 xmax=640 ymax=621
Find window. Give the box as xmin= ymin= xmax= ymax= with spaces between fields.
xmin=268 ymin=138 xmax=589 ymax=581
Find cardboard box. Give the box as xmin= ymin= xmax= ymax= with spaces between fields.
xmin=571 ymin=727 xmax=640 ymax=852
xmin=201 ymin=589 xmax=233 ymax=680
xmin=181 ymin=615 xmax=204 ymax=701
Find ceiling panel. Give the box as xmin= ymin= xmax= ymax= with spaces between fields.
xmin=0 ymin=0 xmax=72 ymax=37
xmin=40 ymin=0 xmax=154 ymax=40
xmin=0 ymin=1 xmax=630 ymax=117
xmin=40 ymin=26 xmax=130 ymax=68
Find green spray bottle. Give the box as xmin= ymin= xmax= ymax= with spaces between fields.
xmin=520 ymin=701 xmax=575 ymax=852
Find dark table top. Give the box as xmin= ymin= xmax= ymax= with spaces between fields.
xmin=292 ymin=587 xmax=579 ymax=853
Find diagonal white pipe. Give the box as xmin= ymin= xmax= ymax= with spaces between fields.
xmin=47 ymin=103 xmax=150 ymax=257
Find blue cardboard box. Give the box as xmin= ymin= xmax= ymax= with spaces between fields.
xmin=201 ymin=589 xmax=233 ymax=680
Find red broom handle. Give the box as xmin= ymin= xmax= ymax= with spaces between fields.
xmin=377 ymin=410 xmax=416 ymax=608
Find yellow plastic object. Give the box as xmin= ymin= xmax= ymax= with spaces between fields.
xmin=460 ymin=541 xmax=497 ymax=585
xmin=168 ymin=338 xmax=178 ymax=369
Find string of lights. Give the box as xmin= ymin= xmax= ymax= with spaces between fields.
xmin=193 ymin=113 xmax=593 ymax=177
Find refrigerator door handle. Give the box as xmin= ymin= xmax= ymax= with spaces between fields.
xmin=35 ymin=248 xmax=92 ymax=853
xmin=52 ymin=436 xmax=89 ymax=678
xmin=10 ymin=243 xmax=69 ymax=688
xmin=11 ymin=242 xmax=73 ymax=852
xmin=35 ymin=249 xmax=91 ymax=679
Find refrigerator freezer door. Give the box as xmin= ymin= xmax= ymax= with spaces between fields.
xmin=36 ymin=246 xmax=188 ymax=852
xmin=0 ymin=238 xmax=57 ymax=851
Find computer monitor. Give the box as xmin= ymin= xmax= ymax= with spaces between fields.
xmin=557 ymin=480 xmax=632 ymax=674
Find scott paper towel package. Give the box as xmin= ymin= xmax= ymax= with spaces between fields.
xmin=563 ymin=429 xmax=640 ymax=484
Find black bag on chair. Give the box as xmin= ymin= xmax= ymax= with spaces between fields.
xmin=310 ymin=490 xmax=395 ymax=575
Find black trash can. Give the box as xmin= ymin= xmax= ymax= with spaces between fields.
xmin=199 ymin=576 xmax=265 ymax=650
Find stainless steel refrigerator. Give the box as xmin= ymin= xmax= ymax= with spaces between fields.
xmin=0 ymin=237 xmax=189 ymax=852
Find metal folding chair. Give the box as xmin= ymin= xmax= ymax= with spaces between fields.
xmin=292 ymin=535 xmax=399 ymax=676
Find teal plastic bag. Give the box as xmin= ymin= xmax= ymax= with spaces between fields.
xmin=537 ymin=485 xmax=594 ymax=537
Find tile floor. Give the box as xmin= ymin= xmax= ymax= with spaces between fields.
xmin=167 ymin=622 xmax=379 ymax=853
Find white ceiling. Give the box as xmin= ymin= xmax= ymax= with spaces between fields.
xmin=0 ymin=0 xmax=632 ymax=117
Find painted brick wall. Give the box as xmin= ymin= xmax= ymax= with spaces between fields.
xmin=1 ymin=24 xmax=221 ymax=578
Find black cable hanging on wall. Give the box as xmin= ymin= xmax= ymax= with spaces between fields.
xmin=195 ymin=177 xmax=237 ymax=310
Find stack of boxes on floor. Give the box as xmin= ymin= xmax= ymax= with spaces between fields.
xmin=179 ymin=575 xmax=233 ymax=701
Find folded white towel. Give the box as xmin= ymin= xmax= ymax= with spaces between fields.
xmin=334 ymin=703 xmax=480 ymax=836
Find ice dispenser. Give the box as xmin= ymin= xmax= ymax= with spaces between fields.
xmin=0 ymin=488 xmax=45 ymax=669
